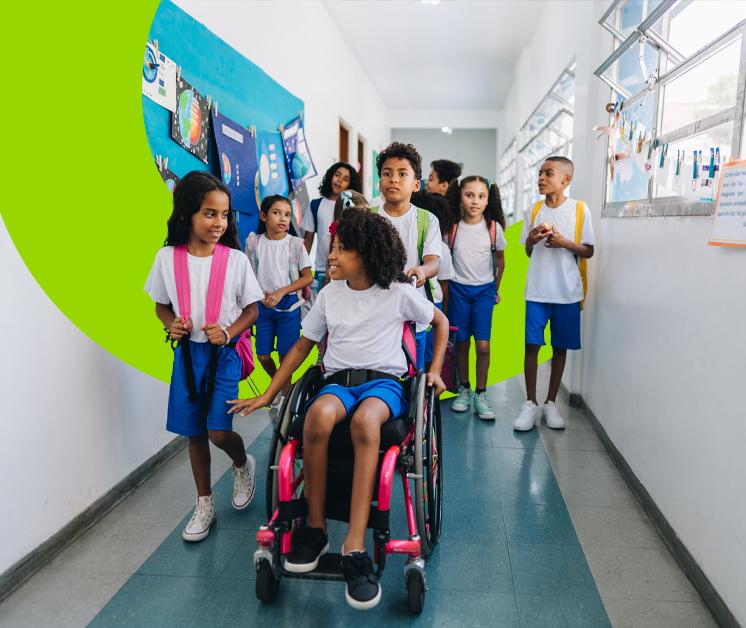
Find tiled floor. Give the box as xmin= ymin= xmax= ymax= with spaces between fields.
xmin=0 ymin=367 xmax=718 ymax=627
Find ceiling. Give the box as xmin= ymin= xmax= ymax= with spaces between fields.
xmin=323 ymin=0 xmax=546 ymax=110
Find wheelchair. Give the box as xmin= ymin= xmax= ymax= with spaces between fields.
xmin=253 ymin=364 xmax=443 ymax=613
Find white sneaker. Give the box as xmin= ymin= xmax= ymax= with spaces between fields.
xmin=474 ymin=392 xmax=496 ymax=420
xmin=182 ymin=495 xmax=215 ymax=542
xmin=543 ymin=401 xmax=566 ymax=430
xmin=513 ymin=401 xmax=540 ymax=432
xmin=232 ymin=455 xmax=256 ymax=510
xmin=451 ymin=386 xmax=472 ymax=413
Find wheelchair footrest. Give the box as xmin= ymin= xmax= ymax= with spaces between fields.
xmin=280 ymin=553 xmax=345 ymax=581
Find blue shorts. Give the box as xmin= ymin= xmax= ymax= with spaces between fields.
xmin=415 ymin=330 xmax=427 ymax=370
xmin=525 ymin=300 xmax=581 ymax=350
xmin=449 ymin=281 xmax=496 ymax=343
xmin=255 ymin=294 xmax=300 ymax=356
xmin=167 ymin=341 xmax=241 ymax=436
xmin=424 ymin=302 xmax=443 ymax=365
xmin=305 ymin=378 xmax=407 ymax=422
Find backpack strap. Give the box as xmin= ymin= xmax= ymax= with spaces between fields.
xmin=245 ymin=233 xmax=259 ymax=274
xmin=310 ymin=198 xmax=322 ymax=231
xmin=488 ymin=220 xmax=498 ymax=279
xmin=448 ymin=223 xmax=458 ymax=252
xmin=530 ymin=200 xmax=543 ymax=226
xmin=575 ymin=201 xmax=588 ymax=310
xmin=416 ymin=207 xmax=429 ymax=263
xmin=173 ymin=245 xmax=191 ymax=322
xmin=205 ymin=244 xmax=230 ymax=325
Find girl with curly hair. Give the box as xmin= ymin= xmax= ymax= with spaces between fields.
xmin=229 ymin=208 xmax=448 ymax=611
xmin=445 ymin=176 xmax=506 ymax=421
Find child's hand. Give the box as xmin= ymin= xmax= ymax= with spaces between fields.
xmin=528 ymin=223 xmax=553 ymax=244
xmin=495 ymin=291 xmax=501 ymax=305
xmin=264 ymin=289 xmax=284 ymax=309
xmin=406 ymin=266 xmax=427 ymax=288
xmin=168 ymin=317 xmax=192 ymax=340
xmin=203 ymin=323 xmax=228 ymax=345
xmin=545 ymin=231 xmax=571 ymax=249
xmin=227 ymin=394 xmax=270 ymax=417
xmin=426 ymin=371 xmax=446 ymax=396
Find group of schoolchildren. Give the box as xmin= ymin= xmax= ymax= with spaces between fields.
xmin=144 ymin=141 xmax=594 ymax=610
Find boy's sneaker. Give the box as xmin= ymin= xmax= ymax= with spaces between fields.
xmin=182 ymin=495 xmax=215 ymax=542
xmin=451 ymin=386 xmax=472 ymax=413
xmin=231 ymin=455 xmax=256 ymax=510
xmin=513 ymin=401 xmax=540 ymax=432
xmin=284 ymin=525 xmax=329 ymax=573
xmin=341 ymin=551 xmax=382 ymax=610
xmin=543 ymin=401 xmax=566 ymax=430
xmin=474 ymin=392 xmax=496 ymax=420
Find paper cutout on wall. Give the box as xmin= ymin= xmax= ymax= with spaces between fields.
xmin=170 ymin=76 xmax=210 ymax=163
xmin=211 ymin=108 xmax=260 ymax=241
xmin=281 ymin=116 xmax=317 ymax=191
xmin=256 ymin=131 xmax=290 ymax=199
xmin=154 ymin=156 xmax=180 ymax=193
xmin=142 ymin=42 xmax=176 ymax=112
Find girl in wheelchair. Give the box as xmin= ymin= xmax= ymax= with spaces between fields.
xmin=229 ymin=208 xmax=448 ymax=609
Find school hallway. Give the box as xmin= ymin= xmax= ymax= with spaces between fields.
xmin=0 ymin=365 xmax=717 ymax=627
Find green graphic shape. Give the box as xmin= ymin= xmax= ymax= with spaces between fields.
xmin=0 ymin=2 xmax=549 ymax=398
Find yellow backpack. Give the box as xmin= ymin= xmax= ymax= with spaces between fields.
xmin=531 ymin=200 xmax=588 ymax=309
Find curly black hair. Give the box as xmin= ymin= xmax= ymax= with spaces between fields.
xmin=165 ymin=170 xmax=240 ymax=249
xmin=445 ymin=176 xmax=505 ymax=230
xmin=411 ymin=190 xmax=454 ymax=237
xmin=376 ymin=142 xmax=422 ymax=180
xmin=335 ymin=208 xmax=408 ymax=289
xmin=317 ymin=162 xmax=362 ymax=198
xmin=431 ymin=159 xmax=462 ymax=184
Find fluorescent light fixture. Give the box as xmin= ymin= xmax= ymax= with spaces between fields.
xmin=421 ymin=0 xmax=441 ymax=5
xmin=441 ymin=126 xmax=452 ymax=135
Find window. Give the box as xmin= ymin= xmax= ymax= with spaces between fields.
xmin=518 ymin=62 xmax=576 ymax=215
xmin=596 ymin=0 xmax=746 ymax=216
xmin=498 ymin=140 xmax=517 ymax=223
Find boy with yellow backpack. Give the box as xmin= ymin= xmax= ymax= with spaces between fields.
xmin=513 ymin=156 xmax=595 ymax=431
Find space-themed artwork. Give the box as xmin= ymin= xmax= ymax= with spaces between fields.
xmin=154 ymin=156 xmax=180 ymax=193
xmin=256 ymin=131 xmax=290 ymax=199
xmin=281 ymin=116 xmax=317 ymax=191
xmin=289 ymin=181 xmax=310 ymax=235
xmin=142 ymin=41 xmax=176 ymax=112
xmin=212 ymin=108 xmax=261 ymax=241
xmin=170 ymin=76 xmax=210 ymax=163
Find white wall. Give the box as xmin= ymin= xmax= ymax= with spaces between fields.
xmin=0 ymin=216 xmax=170 ymax=574
xmin=174 ymin=0 xmax=391 ymax=199
xmin=498 ymin=1 xmax=746 ymax=623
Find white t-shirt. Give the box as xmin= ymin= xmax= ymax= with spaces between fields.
xmin=302 ymin=280 xmax=435 ymax=377
xmin=254 ymin=234 xmax=311 ymax=294
xmin=145 ymin=246 xmax=263 ymax=343
xmin=431 ymin=241 xmax=455 ymax=304
xmin=301 ymin=197 xmax=335 ymax=271
xmin=376 ymin=204 xmax=441 ymax=331
xmin=451 ymin=219 xmax=507 ymax=286
xmin=519 ymin=197 xmax=595 ymax=304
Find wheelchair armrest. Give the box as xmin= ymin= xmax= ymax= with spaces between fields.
xmin=287 ymin=365 xmax=324 ymax=415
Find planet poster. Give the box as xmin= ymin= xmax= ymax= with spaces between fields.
xmin=256 ymin=131 xmax=290 ymax=199
xmin=170 ymin=76 xmax=210 ymax=163
xmin=154 ymin=158 xmax=180 ymax=193
xmin=281 ymin=116 xmax=317 ymax=191
xmin=142 ymin=42 xmax=176 ymax=112
xmin=211 ymin=108 xmax=261 ymax=242
xmin=289 ymin=181 xmax=310 ymax=234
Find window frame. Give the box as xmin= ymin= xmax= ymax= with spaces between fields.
xmin=596 ymin=0 xmax=746 ymax=217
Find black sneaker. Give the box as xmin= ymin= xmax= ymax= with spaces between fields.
xmin=284 ymin=525 xmax=329 ymax=573
xmin=341 ymin=551 xmax=381 ymax=610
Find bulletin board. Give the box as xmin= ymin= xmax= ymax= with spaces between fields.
xmin=709 ymin=160 xmax=746 ymax=247
xmin=143 ymin=0 xmax=304 ymax=200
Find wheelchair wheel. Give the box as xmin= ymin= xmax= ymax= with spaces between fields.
xmin=413 ymin=375 xmax=443 ymax=557
xmin=255 ymin=558 xmax=280 ymax=602
xmin=265 ymin=366 xmax=323 ymax=519
xmin=406 ymin=569 xmax=425 ymax=614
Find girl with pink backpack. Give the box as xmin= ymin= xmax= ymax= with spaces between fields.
xmin=144 ymin=171 xmax=264 ymax=542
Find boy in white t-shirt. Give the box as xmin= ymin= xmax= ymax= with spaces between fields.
xmin=371 ymin=142 xmax=441 ymax=369
xmin=514 ymin=156 xmax=595 ymax=431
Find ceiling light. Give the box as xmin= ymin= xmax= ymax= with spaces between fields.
xmin=441 ymin=126 xmax=452 ymax=135
xmin=421 ymin=0 xmax=441 ymax=5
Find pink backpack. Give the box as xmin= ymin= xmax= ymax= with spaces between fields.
xmin=173 ymin=243 xmax=255 ymax=380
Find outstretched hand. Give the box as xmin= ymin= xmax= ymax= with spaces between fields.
xmin=227 ymin=394 xmax=270 ymax=417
